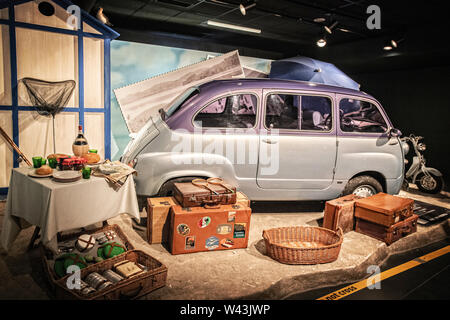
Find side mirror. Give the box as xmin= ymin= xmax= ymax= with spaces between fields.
xmin=389 ymin=128 xmax=402 ymax=138
xmin=158 ymin=108 xmax=166 ymax=121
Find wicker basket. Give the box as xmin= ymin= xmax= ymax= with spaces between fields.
xmin=54 ymin=250 xmax=167 ymax=300
xmin=41 ymin=224 xmax=135 ymax=291
xmin=262 ymin=226 xmax=343 ymax=265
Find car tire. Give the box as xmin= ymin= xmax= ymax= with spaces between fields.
xmin=342 ymin=175 xmax=383 ymax=198
xmin=157 ymin=176 xmax=205 ymax=197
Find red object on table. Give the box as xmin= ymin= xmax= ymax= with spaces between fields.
xmin=59 ymin=156 xmax=87 ymax=170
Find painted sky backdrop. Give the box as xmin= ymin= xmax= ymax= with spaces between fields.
xmin=110 ymin=40 xmax=272 ymax=160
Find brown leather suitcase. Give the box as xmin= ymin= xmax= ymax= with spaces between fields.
xmin=354 ymin=193 xmax=414 ymax=227
xmin=173 ymin=178 xmax=237 ymax=208
xmin=323 ymin=194 xmax=362 ymax=233
xmin=147 ymin=197 xmax=178 ymax=244
xmin=169 ymin=203 xmax=251 ymax=255
xmin=355 ymin=214 xmax=418 ymax=245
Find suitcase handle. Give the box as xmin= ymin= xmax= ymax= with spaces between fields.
xmin=192 ymin=178 xmax=220 ymax=195
xmin=207 ymin=177 xmax=235 ymax=194
xmin=204 ymin=203 xmax=220 ymax=209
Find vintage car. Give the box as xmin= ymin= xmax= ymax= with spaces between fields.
xmin=121 ymin=79 xmax=405 ymax=200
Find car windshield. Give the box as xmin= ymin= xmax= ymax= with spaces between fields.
xmin=165 ymin=87 xmax=199 ymax=120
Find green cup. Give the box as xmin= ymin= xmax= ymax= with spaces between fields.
xmin=41 ymin=158 xmax=47 ymax=166
xmin=48 ymin=158 xmax=57 ymax=169
xmin=32 ymin=156 xmax=42 ymax=168
xmin=82 ymin=166 xmax=91 ymax=179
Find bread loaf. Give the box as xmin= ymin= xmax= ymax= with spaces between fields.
xmin=81 ymin=153 xmax=101 ymax=164
xmin=35 ymin=165 xmax=53 ymax=175
xmin=47 ymin=153 xmax=69 ymax=160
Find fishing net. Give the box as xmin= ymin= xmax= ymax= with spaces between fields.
xmin=20 ymin=78 xmax=76 ymax=116
xmin=19 ymin=78 xmax=76 ymax=153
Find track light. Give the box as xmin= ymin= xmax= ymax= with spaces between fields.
xmin=206 ymin=20 xmax=261 ymax=34
xmin=324 ymin=21 xmax=338 ymax=34
xmin=316 ymin=37 xmax=327 ymax=47
xmin=239 ymin=2 xmax=256 ymax=16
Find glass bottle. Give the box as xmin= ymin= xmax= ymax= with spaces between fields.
xmin=72 ymin=125 xmax=90 ymax=156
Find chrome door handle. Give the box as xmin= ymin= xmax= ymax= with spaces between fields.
xmin=262 ymin=139 xmax=278 ymax=144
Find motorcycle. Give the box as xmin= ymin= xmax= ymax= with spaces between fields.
xmin=401 ymin=134 xmax=444 ymax=194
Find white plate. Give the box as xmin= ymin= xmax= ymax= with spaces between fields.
xmin=52 ymin=170 xmax=82 ymax=182
xmin=28 ymin=170 xmax=53 ymax=178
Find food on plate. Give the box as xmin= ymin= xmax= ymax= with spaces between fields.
xmin=35 ymin=165 xmax=53 ymax=175
xmin=81 ymin=152 xmax=101 ymax=164
xmin=47 ymin=153 xmax=69 ymax=160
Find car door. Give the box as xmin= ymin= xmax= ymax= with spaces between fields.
xmin=256 ymin=89 xmax=337 ymax=190
xmin=333 ymin=94 xmax=403 ymax=185
xmin=191 ymin=90 xmax=261 ymax=182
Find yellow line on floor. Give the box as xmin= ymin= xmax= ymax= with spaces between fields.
xmin=317 ymin=245 xmax=450 ymax=300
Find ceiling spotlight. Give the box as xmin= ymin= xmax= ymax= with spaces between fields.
xmin=383 ymin=41 xmax=393 ymax=51
xmin=324 ymin=21 xmax=338 ymax=34
xmin=316 ymin=37 xmax=327 ymax=47
xmin=313 ymin=17 xmax=326 ymax=23
xmin=239 ymin=2 xmax=256 ymax=16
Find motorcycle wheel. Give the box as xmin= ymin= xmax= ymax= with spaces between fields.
xmin=416 ymin=172 xmax=444 ymax=194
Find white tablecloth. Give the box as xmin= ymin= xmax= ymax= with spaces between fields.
xmin=1 ymin=167 xmax=140 ymax=253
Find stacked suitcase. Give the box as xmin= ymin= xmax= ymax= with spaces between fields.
xmin=323 ymin=194 xmax=362 ymax=234
xmin=354 ymin=193 xmax=418 ymax=245
xmin=146 ymin=178 xmax=251 ymax=255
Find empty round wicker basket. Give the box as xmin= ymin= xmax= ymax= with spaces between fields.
xmin=262 ymin=226 xmax=343 ymax=265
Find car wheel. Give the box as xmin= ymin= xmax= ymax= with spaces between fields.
xmin=342 ymin=175 xmax=383 ymax=198
xmin=157 ymin=176 xmax=205 ymax=197
xmin=416 ymin=172 xmax=443 ymax=194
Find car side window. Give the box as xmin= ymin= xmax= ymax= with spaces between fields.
xmin=265 ymin=94 xmax=332 ymax=131
xmin=339 ymin=98 xmax=387 ymax=133
xmin=193 ymin=94 xmax=257 ymax=128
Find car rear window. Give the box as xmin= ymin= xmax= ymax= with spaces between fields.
xmin=165 ymin=87 xmax=199 ymax=119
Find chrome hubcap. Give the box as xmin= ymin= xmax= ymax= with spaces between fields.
xmin=420 ymin=175 xmax=437 ymax=190
xmin=353 ymin=185 xmax=377 ymax=198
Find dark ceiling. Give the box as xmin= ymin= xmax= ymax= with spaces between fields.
xmin=73 ymin=0 xmax=449 ymax=74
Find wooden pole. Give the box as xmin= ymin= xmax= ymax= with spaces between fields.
xmin=0 ymin=126 xmax=32 ymax=166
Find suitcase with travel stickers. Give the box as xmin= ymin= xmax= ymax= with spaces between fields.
xmin=169 ymin=203 xmax=251 ymax=255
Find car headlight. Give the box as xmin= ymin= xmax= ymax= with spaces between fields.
xmin=417 ymin=143 xmax=426 ymax=151
xmin=401 ymin=141 xmax=410 ymax=155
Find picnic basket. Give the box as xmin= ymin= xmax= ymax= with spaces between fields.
xmin=262 ymin=226 xmax=343 ymax=264
xmin=54 ymin=250 xmax=167 ymax=300
xmin=41 ymin=224 xmax=135 ymax=291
